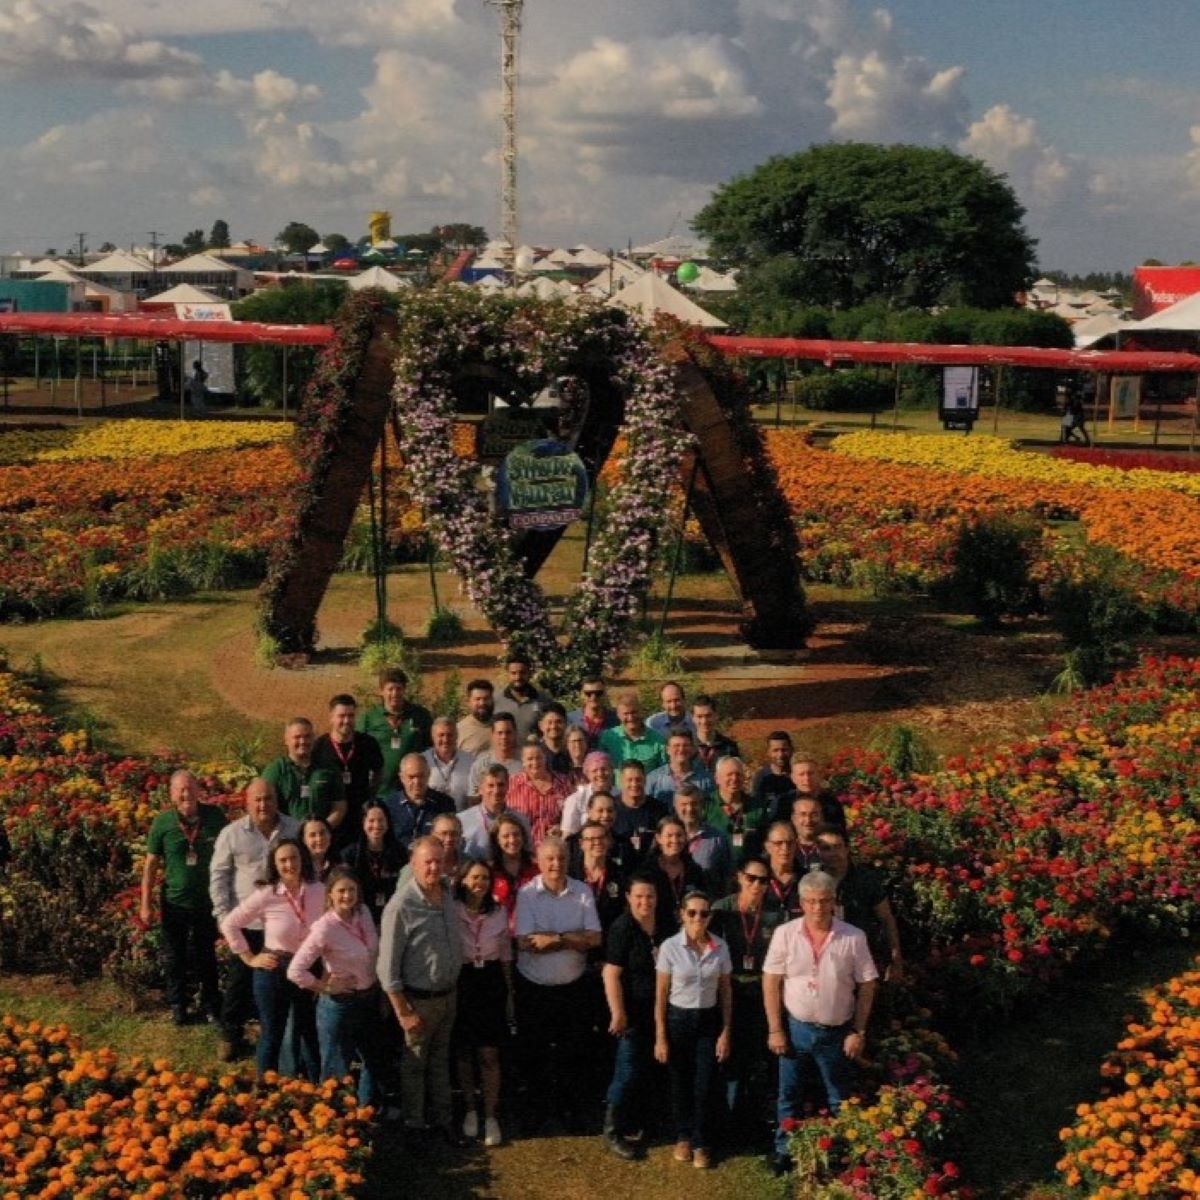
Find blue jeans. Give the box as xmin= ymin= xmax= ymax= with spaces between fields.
xmin=666 ymin=1005 xmax=720 ymax=1150
xmin=252 ymin=964 xmax=318 ymax=1078
xmin=316 ymin=990 xmax=388 ymax=1106
xmin=605 ymin=1018 xmax=653 ymax=1131
xmin=775 ymin=1017 xmax=855 ymax=1153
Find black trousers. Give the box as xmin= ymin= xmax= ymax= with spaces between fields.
xmin=220 ymin=926 xmax=263 ymax=1040
xmin=160 ymin=898 xmax=220 ymax=1014
xmin=516 ymin=972 xmax=592 ymax=1121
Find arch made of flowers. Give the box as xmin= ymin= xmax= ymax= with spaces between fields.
xmin=391 ymin=289 xmax=691 ymax=695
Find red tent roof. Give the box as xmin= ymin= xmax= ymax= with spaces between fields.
xmin=703 ymin=334 xmax=1200 ymax=373
xmin=0 ymin=312 xmax=334 ymax=346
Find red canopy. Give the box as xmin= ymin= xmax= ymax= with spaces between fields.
xmin=703 ymin=334 xmax=1200 ymax=373
xmin=0 ymin=312 xmax=334 ymax=346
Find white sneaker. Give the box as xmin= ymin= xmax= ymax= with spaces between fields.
xmin=483 ymin=1117 xmax=502 ymax=1146
xmin=462 ymin=1111 xmax=479 ymax=1139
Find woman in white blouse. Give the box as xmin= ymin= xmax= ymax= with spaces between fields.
xmin=219 ymin=838 xmax=325 ymax=1078
xmin=654 ymin=888 xmax=733 ymax=1170
xmin=288 ymin=866 xmax=391 ymax=1108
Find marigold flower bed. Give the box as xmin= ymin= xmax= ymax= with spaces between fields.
xmin=0 ymin=1016 xmax=372 ymax=1199
xmin=1056 ymin=959 xmax=1200 ymax=1199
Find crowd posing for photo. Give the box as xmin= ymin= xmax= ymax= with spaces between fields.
xmin=140 ymin=663 xmax=900 ymax=1173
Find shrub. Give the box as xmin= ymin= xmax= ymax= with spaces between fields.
xmin=948 ymin=513 xmax=1040 ymax=627
xmin=795 ymin=368 xmax=893 ymax=412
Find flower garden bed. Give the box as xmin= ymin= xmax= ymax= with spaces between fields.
xmin=1056 ymin=959 xmax=1200 ymax=1198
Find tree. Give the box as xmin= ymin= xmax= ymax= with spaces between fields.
xmin=180 ymin=229 xmax=206 ymax=254
xmin=322 ymin=233 xmax=350 ymax=255
xmin=276 ymin=221 xmax=321 ymax=255
xmin=434 ymin=223 xmax=487 ymax=250
xmin=98 ymin=241 xmax=117 ymax=253
xmin=693 ymin=142 xmax=1037 ymax=311
xmin=162 ymin=244 xmax=186 ymax=260
xmin=208 ymin=219 xmax=231 ymax=249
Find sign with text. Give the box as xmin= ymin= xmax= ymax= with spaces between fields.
xmin=1132 ymin=267 xmax=1200 ymax=318
xmin=496 ymin=439 xmax=589 ymax=530
xmin=475 ymin=408 xmax=549 ymax=462
xmin=940 ymin=366 xmax=979 ymax=429
xmin=174 ymin=303 xmax=232 ymax=322
xmin=1111 ymin=375 xmax=1142 ymax=420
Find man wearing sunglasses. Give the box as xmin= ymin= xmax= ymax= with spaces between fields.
xmin=567 ymin=677 xmax=618 ymax=748
xmin=711 ymin=857 xmax=784 ymax=1138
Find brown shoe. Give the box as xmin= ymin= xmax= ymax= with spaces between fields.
xmin=673 ymin=1140 xmax=692 ymax=1163
xmin=693 ymin=1149 xmax=712 ymax=1170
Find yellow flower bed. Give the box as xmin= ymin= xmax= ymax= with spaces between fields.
xmin=832 ymin=430 xmax=1200 ymax=500
xmin=0 ymin=420 xmax=292 ymax=465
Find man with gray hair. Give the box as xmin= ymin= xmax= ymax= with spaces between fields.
xmin=379 ymin=835 xmax=463 ymax=1144
xmin=422 ymin=716 xmax=473 ymax=811
xmin=762 ymin=870 xmax=878 ymax=1175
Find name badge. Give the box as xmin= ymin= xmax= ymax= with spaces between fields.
xmin=376 ymin=892 xmax=387 ymax=909
xmin=185 ymin=850 xmax=198 ymax=867
xmin=732 ymin=832 xmax=744 ymax=848
xmin=474 ymin=958 xmax=484 ymax=969
xmin=742 ymin=954 xmax=755 ymax=972
xmin=300 ymin=784 xmax=311 ymax=800
xmin=391 ymin=736 xmax=401 ymax=750
xmin=342 ymin=771 xmax=352 ymax=785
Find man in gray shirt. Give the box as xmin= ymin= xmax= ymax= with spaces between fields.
xmin=208 ymin=777 xmax=299 ymax=1061
xmin=379 ymin=835 xmax=463 ymax=1142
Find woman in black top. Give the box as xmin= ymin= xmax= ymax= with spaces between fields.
xmin=601 ymin=870 xmax=668 ymax=1159
xmin=644 ymin=815 xmax=707 ymax=934
xmin=339 ymin=802 xmax=406 ymax=928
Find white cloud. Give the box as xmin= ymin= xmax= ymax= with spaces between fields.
xmin=960 ymin=103 xmax=1080 ymax=208
xmin=827 ymin=51 xmax=967 ymax=143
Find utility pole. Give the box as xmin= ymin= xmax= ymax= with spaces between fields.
xmin=148 ymin=230 xmax=162 ymax=292
xmin=74 ymin=233 xmax=87 ymax=266
xmin=485 ymin=0 xmax=524 ymax=285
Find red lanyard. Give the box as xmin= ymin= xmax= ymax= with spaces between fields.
xmin=804 ymin=923 xmax=832 ymax=969
xmin=586 ymin=865 xmax=607 ymax=903
xmin=739 ymin=902 xmax=763 ymax=951
xmin=336 ymin=912 xmax=369 ymax=947
xmin=666 ymin=867 xmax=685 ymax=906
xmin=281 ymin=886 xmax=310 ymax=931
xmin=771 ymin=874 xmax=797 ymax=909
xmin=330 ymin=739 xmax=356 ymax=771
xmin=468 ymin=912 xmax=489 ymax=962
xmin=177 ymin=817 xmax=200 ymax=850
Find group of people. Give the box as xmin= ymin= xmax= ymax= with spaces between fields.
xmin=140 ymin=662 xmax=899 ymax=1172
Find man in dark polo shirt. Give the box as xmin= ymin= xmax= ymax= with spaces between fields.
xmin=139 ymin=769 xmax=227 ymax=1025
xmin=312 ymin=693 xmax=383 ymax=845
xmin=262 ymin=716 xmax=345 ymax=824
xmin=358 ymin=668 xmax=433 ymax=796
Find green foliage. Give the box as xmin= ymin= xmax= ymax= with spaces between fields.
xmin=208 ymin=219 xmax=231 ymax=249
xmin=795 ymin=367 xmax=893 ymax=412
xmin=254 ymin=631 xmax=281 ymax=670
xmin=180 ymin=229 xmax=205 ymax=254
xmin=360 ymin=624 xmax=424 ymax=701
xmin=232 ymin=282 xmax=348 ymax=408
xmin=425 ymin=606 xmax=465 ymax=645
xmin=430 ymin=668 xmax=464 ymax=722
xmin=1044 ymin=545 xmax=1150 ymax=686
xmin=694 ymin=142 xmax=1036 ymax=310
xmin=276 ymin=220 xmax=321 ymax=255
xmin=868 ymin=723 xmax=937 ymax=775
xmin=322 ymin=233 xmax=351 ymax=254
xmin=948 ymin=514 xmax=1040 ymax=628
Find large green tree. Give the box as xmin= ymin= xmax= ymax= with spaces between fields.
xmin=694 ymin=142 xmax=1037 ymax=311
xmin=276 ymin=221 xmax=321 ymax=255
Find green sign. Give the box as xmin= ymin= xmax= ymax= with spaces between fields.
xmin=497 ymin=439 xmax=589 ymax=530
xmin=475 ymin=410 xmax=548 ymax=462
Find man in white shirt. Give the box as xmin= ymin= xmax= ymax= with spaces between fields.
xmin=459 ymin=766 xmax=530 ymax=860
xmin=423 ymin=717 xmax=474 ymax=811
xmin=467 ymin=713 xmax=523 ymax=798
xmin=514 ymin=837 xmax=601 ymax=1132
xmin=762 ymin=870 xmax=878 ymax=1174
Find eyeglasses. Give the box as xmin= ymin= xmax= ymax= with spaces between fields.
xmin=743 ymin=874 xmax=770 ymax=884
xmin=683 ymin=909 xmax=711 ymax=919
xmin=580 ymin=835 xmax=607 ymax=843
xmin=583 ymin=689 xmax=605 ymax=698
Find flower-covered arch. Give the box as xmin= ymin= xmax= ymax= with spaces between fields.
xmin=391 ymin=289 xmax=691 ymax=694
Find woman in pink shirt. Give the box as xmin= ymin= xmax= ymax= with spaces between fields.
xmin=454 ymin=859 xmax=514 ymax=1147
xmin=220 ymin=838 xmax=325 ymax=1078
xmin=288 ymin=866 xmax=391 ymax=1108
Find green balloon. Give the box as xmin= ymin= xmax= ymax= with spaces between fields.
xmin=676 ymin=261 xmax=699 ymax=284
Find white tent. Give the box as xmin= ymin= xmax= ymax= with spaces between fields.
xmin=516 ymin=276 xmax=574 ymax=300
xmin=159 ymin=252 xmax=255 ymax=294
xmin=584 ymin=258 xmax=646 ymax=297
xmin=476 ymin=273 xmax=506 ymax=291
xmin=570 ymin=245 xmax=610 ymax=268
xmin=1126 ymin=291 xmax=1200 ymax=332
xmin=530 ymin=256 xmax=562 ymax=273
xmin=78 ymin=250 xmax=156 ymax=275
xmin=142 ymin=282 xmax=224 ymax=305
xmin=1072 ymin=313 xmax=1129 ymax=349
xmin=33 ymin=265 xmax=83 ymax=282
xmin=606 ymin=272 xmax=726 ymax=328
xmin=22 ymin=257 xmax=68 ymax=275
xmin=546 ymin=247 xmax=575 ymax=265
xmin=471 ymin=254 xmax=507 ymax=271
xmin=689 ymin=266 xmax=738 ymax=293
xmin=631 ymin=235 xmax=709 ymax=260
xmin=348 ymin=265 xmax=411 ymax=292
xmin=308 ymin=241 xmax=329 ymax=254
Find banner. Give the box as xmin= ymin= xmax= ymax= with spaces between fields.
xmin=174 ymin=303 xmax=232 ymax=322
xmin=1132 ymin=267 xmax=1200 ymax=318
xmin=496 ymin=438 xmax=589 ymax=530
xmin=941 ymin=366 xmax=979 ymax=414
xmin=1111 ymin=375 xmax=1142 ymax=420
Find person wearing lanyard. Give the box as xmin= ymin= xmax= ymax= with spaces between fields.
xmin=761 ymin=822 xmax=804 ymax=921
xmin=506 ymin=740 xmax=572 ymax=848
xmin=452 ymin=860 xmax=514 ymax=1148
xmin=423 ymin=717 xmax=474 ymax=811
xmin=289 ymin=867 xmax=393 ymax=1109
xmin=646 ymin=730 xmax=713 ymax=807
xmin=704 ymin=756 xmax=770 ymax=863
xmin=750 ymin=731 xmax=795 ymax=814
xmin=673 ymin=783 xmax=732 ymax=894
xmin=263 ymin=717 xmax=346 ymax=826
xmin=219 ymin=838 xmax=325 ymax=1078
xmin=601 ymin=871 xmax=669 ymax=1160
xmin=654 ymin=889 xmax=733 ymax=1170
xmin=456 ymin=678 xmax=496 ymax=756
xmin=563 ymin=725 xmax=590 ymax=785
xmin=466 ymin=713 xmax=524 ymax=800
xmin=340 ymin=802 xmax=407 ymax=929
xmin=312 ymin=693 xmax=384 ymax=846
xmin=710 ymin=856 xmax=784 ymax=1136
xmin=488 ymin=812 xmax=539 ymax=924
xmin=139 ymin=769 xmax=227 ymax=1026
xmin=300 ymin=817 xmax=335 ymax=883
xmin=611 ymin=761 xmax=665 ymax=862
xmin=645 ymin=815 xmax=707 ymax=935
xmin=459 ymin=765 xmax=529 ymax=861
xmin=567 ymin=676 xmax=618 ymax=747
xmin=690 ymin=695 xmax=740 ymax=774
xmin=537 ymin=702 xmax=573 ymax=776
xmin=762 ymin=870 xmax=879 ymax=1177
xmin=790 ymin=796 xmax=825 ymax=873
xmin=357 ymin=667 xmax=433 ymax=797
xmin=560 ymin=751 xmax=615 ymax=837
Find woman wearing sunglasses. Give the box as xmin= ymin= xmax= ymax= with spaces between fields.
xmin=711 ymin=856 xmax=785 ymax=1138
xmin=653 ymin=888 xmax=733 ymax=1169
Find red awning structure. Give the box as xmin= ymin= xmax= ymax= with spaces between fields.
xmin=0 ymin=312 xmax=334 ymax=346
xmin=703 ymin=334 xmax=1200 ymax=373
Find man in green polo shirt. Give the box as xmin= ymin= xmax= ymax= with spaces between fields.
xmin=357 ymin=668 xmax=433 ymax=796
xmin=599 ymin=691 xmax=667 ymax=772
xmin=262 ymin=717 xmax=345 ymax=823
xmin=139 ymin=769 xmax=227 ymax=1025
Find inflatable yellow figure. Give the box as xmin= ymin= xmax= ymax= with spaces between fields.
xmin=368 ymin=211 xmax=392 ymax=246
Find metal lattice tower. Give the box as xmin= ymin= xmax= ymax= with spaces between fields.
xmin=485 ymin=0 xmax=524 ymax=278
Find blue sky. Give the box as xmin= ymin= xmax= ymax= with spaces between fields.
xmin=1 ymin=0 xmax=1199 ymax=272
